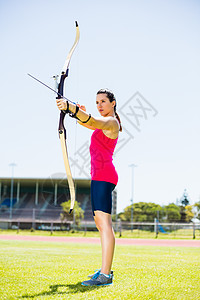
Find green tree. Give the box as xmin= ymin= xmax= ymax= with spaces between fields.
xmin=181 ymin=189 xmax=190 ymax=206
xmin=60 ymin=200 xmax=84 ymax=226
xmin=118 ymin=202 xmax=163 ymax=222
xmin=179 ymin=189 xmax=190 ymax=222
xmin=194 ymin=201 xmax=200 ymax=220
xmin=164 ymin=203 xmax=181 ymax=222
xmin=185 ymin=205 xmax=194 ymax=222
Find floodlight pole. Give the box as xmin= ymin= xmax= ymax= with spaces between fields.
xmin=129 ymin=164 xmax=137 ymax=232
xmin=9 ymin=163 xmax=17 ymax=220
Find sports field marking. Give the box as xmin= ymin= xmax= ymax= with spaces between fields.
xmin=0 ymin=234 xmax=199 ymax=247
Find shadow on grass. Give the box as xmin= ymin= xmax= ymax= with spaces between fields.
xmin=18 ymin=282 xmax=108 ymax=298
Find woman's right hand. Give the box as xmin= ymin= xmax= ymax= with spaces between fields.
xmin=77 ymin=104 xmax=86 ymax=112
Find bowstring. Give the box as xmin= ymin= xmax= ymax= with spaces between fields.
xmin=73 ymin=44 xmax=80 ymax=203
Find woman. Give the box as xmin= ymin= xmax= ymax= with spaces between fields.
xmin=56 ymin=88 xmax=122 ymax=286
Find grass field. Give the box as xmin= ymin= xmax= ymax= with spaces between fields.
xmin=0 ymin=239 xmax=200 ymax=300
xmin=1 ymin=228 xmax=200 ymax=239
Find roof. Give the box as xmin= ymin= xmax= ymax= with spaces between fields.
xmin=0 ymin=177 xmax=91 ymax=188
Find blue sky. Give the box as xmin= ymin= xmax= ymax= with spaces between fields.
xmin=0 ymin=0 xmax=200 ymax=213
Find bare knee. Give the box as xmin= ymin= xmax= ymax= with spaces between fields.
xmin=94 ymin=215 xmax=104 ymax=232
xmin=94 ymin=216 xmax=100 ymax=231
xmin=94 ymin=212 xmax=112 ymax=233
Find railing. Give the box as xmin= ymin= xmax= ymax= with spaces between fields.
xmin=0 ymin=209 xmax=200 ymax=239
xmin=0 ymin=208 xmax=63 ymax=221
xmin=114 ymin=220 xmax=200 ymax=239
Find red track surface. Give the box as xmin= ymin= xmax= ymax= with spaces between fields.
xmin=0 ymin=234 xmax=200 ymax=247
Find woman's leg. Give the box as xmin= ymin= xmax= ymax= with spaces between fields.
xmin=94 ymin=210 xmax=115 ymax=275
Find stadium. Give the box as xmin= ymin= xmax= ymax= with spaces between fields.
xmin=0 ymin=177 xmax=117 ymax=231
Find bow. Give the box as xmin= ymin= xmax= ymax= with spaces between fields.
xmin=28 ymin=22 xmax=79 ymax=213
xmin=57 ymin=21 xmax=80 ymax=213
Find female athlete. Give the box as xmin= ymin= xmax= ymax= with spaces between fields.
xmin=56 ymin=88 xmax=122 ymax=286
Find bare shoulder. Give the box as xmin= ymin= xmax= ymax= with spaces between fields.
xmin=99 ymin=116 xmax=119 ymax=127
xmin=90 ymin=115 xmax=119 ymax=138
xmin=103 ymin=117 xmax=120 ymax=139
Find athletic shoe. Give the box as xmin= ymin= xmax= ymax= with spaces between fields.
xmin=88 ymin=269 xmax=101 ymax=279
xmin=81 ymin=273 xmax=113 ymax=286
xmin=88 ymin=269 xmax=114 ymax=279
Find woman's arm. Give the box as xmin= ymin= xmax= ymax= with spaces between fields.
xmin=56 ymin=99 xmax=119 ymax=132
xmin=90 ymin=116 xmax=119 ymax=132
xmin=76 ymin=104 xmax=96 ymax=130
xmin=77 ymin=120 xmax=96 ymax=130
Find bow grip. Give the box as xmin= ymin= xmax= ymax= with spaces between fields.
xmin=58 ymin=110 xmax=67 ymax=139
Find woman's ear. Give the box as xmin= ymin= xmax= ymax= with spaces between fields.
xmin=112 ymin=100 xmax=116 ymax=108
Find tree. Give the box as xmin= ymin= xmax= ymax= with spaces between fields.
xmin=118 ymin=202 xmax=163 ymax=222
xmin=164 ymin=203 xmax=181 ymax=222
xmin=185 ymin=205 xmax=194 ymax=222
xmin=194 ymin=201 xmax=200 ymax=220
xmin=179 ymin=189 xmax=190 ymax=222
xmin=60 ymin=200 xmax=84 ymax=227
xmin=180 ymin=189 xmax=190 ymax=207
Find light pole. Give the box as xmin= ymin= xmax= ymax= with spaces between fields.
xmin=129 ymin=164 xmax=137 ymax=232
xmin=9 ymin=163 xmax=17 ymax=220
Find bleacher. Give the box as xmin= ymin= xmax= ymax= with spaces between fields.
xmin=0 ymin=198 xmax=17 ymax=208
xmin=0 ymin=178 xmax=93 ymax=226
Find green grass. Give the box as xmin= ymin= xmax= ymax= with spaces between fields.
xmin=1 ymin=228 xmax=200 ymax=239
xmin=0 ymin=239 xmax=200 ymax=299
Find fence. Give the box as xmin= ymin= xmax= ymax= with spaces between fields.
xmin=114 ymin=220 xmax=200 ymax=239
xmin=0 ymin=209 xmax=200 ymax=239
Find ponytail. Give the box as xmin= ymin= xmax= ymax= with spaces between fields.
xmin=115 ymin=111 xmax=122 ymax=132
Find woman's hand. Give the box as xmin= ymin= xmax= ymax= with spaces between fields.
xmin=56 ymin=99 xmax=67 ymax=110
xmin=77 ymin=104 xmax=86 ymax=112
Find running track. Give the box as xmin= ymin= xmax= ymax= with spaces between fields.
xmin=0 ymin=235 xmax=200 ymax=247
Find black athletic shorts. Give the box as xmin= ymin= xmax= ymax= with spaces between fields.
xmin=91 ymin=180 xmax=116 ymax=216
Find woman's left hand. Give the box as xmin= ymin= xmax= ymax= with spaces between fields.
xmin=56 ymin=99 xmax=67 ymax=110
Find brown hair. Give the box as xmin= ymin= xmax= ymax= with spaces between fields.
xmin=97 ymin=88 xmax=122 ymax=132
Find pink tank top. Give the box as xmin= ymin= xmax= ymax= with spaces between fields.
xmin=89 ymin=129 xmax=118 ymax=185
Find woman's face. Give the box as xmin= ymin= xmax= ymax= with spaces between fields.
xmin=96 ymin=93 xmax=115 ymax=117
